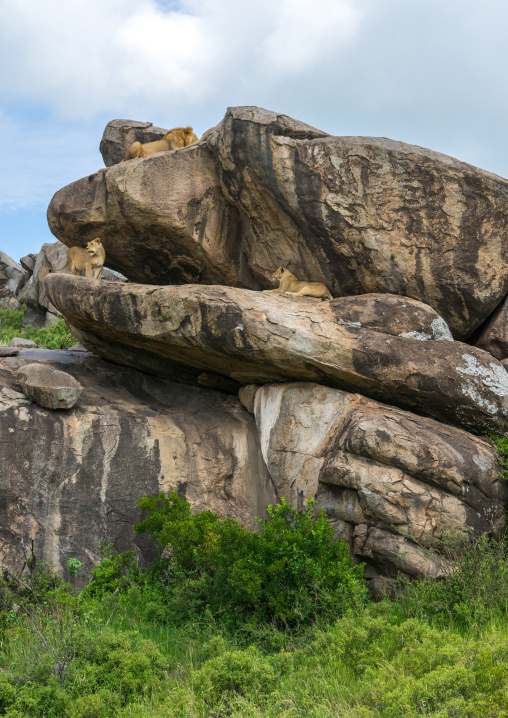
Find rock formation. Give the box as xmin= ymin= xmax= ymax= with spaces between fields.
xmin=0 ymin=251 xmax=28 ymax=310
xmin=100 ymin=119 xmax=170 ymax=167
xmin=250 ymin=382 xmax=506 ymax=579
xmin=45 ymin=275 xmax=508 ymax=434
xmin=0 ymin=349 xmax=276 ymax=582
xmin=2 ymin=106 xmax=508 ymax=586
xmin=48 ymin=107 xmax=508 ymax=339
xmin=15 ymin=363 xmax=83 ymax=409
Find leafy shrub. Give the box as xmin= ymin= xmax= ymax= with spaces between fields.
xmin=71 ymin=630 xmax=169 ymax=699
xmin=24 ymin=317 xmax=76 ymax=349
xmin=0 ymin=306 xmax=76 ymax=349
xmin=193 ymin=645 xmax=291 ymax=706
xmin=67 ymin=689 xmax=121 ymax=718
xmin=87 ymin=543 xmax=138 ymax=597
xmin=134 ymin=491 xmax=368 ymax=627
xmin=488 ymin=431 xmax=508 ymax=480
xmin=0 ymin=306 xmax=24 ymax=344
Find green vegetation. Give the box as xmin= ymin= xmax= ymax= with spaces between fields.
xmin=487 ymin=431 xmax=508 ymax=480
xmin=0 ymin=305 xmax=76 ymax=349
xmin=1 ymin=494 xmax=508 ymax=717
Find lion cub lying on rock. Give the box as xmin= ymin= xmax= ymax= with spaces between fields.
xmin=57 ymin=238 xmax=106 ymax=279
xmin=122 ymin=126 xmax=199 ymax=161
xmin=264 ymin=267 xmax=333 ymax=299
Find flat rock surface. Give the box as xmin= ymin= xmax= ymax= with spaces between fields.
xmin=0 ymin=349 xmax=276 ymax=582
xmin=48 ymin=107 xmax=508 ymax=338
xmin=252 ymin=382 xmax=507 ymax=578
xmin=45 ymin=274 xmax=508 ymax=433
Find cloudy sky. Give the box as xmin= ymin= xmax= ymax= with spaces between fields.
xmin=1 ymin=0 xmax=507 ymax=262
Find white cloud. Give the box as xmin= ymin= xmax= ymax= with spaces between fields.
xmin=0 ymin=0 xmax=366 ymax=117
xmin=259 ymin=0 xmax=364 ymax=74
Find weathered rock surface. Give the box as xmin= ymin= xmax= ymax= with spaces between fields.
xmin=9 ymin=338 xmax=37 ymax=349
xmin=0 ymin=251 xmax=27 ymax=309
xmin=48 ymin=141 xmax=244 ymax=287
xmin=45 ymin=275 xmax=508 ymax=433
xmin=48 ymin=107 xmax=508 ymax=338
xmin=22 ymin=241 xmax=122 ymax=328
xmin=476 ymin=293 xmax=508 ymax=360
xmin=251 ymin=382 xmax=506 ymax=578
xmin=100 ymin=119 xmax=169 ymax=167
xmin=329 ymin=293 xmax=453 ymax=340
xmin=0 ymin=349 xmax=276 ymax=581
xmin=23 ymin=241 xmax=68 ymax=327
xmin=15 ymin=363 xmax=83 ymax=409
xmin=0 ymin=347 xmax=19 ymax=357
xmin=20 ymin=253 xmax=37 ymax=277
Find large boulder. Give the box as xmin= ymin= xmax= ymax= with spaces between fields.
xmin=48 ymin=142 xmax=244 ymax=287
xmin=15 ymin=363 xmax=83 ymax=409
xmin=47 ymin=107 xmax=508 ymax=339
xmin=250 ymin=382 xmax=507 ymax=579
xmin=44 ymin=275 xmax=508 ymax=434
xmin=0 ymin=251 xmax=27 ymax=310
xmin=99 ymin=119 xmax=169 ymax=167
xmin=0 ymin=349 xmax=276 ymax=582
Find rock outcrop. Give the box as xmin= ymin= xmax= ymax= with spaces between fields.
xmin=15 ymin=363 xmax=83 ymax=409
xmin=100 ymin=119 xmax=170 ymax=167
xmin=44 ymin=275 xmax=508 ymax=434
xmin=0 ymin=251 xmax=27 ymax=310
xmin=0 ymin=349 xmax=276 ymax=581
xmin=250 ymin=382 xmax=506 ymax=578
xmin=22 ymin=241 xmax=69 ymax=327
xmin=476 ymin=293 xmax=508 ymax=360
xmin=47 ymin=107 xmax=508 ymax=338
xmin=21 ymin=241 xmax=122 ymax=328
xmin=48 ymin=141 xmax=244 ymax=287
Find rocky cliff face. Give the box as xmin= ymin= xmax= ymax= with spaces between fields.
xmin=0 ymin=349 xmax=276 ymax=581
xmin=3 ymin=105 xmax=508 ymax=586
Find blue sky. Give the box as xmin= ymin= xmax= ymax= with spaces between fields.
xmin=1 ymin=0 xmax=508 ymax=263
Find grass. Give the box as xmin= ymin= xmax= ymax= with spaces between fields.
xmin=1 ymin=496 xmax=508 ymax=717
xmin=0 ymin=305 xmax=76 ymax=350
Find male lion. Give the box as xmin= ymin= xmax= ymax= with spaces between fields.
xmin=56 ymin=238 xmax=106 ymax=279
xmin=121 ymin=126 xmax=198 ymax=161
xmin=264 ymin=267 xmax=333 ymax=300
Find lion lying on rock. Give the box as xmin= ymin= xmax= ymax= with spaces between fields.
xmin=264 ymin=267 xmax=333 ymax=299
xmin=121 ymin=126 xmax=198 ymax=161
xmin=56 ymin=238 xmax=106 ymax=279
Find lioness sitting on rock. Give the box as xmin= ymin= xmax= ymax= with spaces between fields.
xmin=264 ymin=267 xmax=333 ymax=299
xmin=56 ymin=238 xmax=106 ymax=279
xmin=121 ymin=126 xmax=199 ymax=161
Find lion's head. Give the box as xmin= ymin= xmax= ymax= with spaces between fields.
xmin=272 ymin=267 xmax=288 ymax=282
xmin=87 ymin=238 xmax=102 ymax=256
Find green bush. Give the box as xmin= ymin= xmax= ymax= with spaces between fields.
xmin=0 ymin=306 xmax=24 ymax=344
xmin=134 ymin=492 xmax=368 ymax=627
xmin=87 ymin=543 xmax=138 ymax=598
xmin=193 ymin=645 xmax=291 ymax=706
xmin=0 ymin=306 xmax=76 ymax=349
